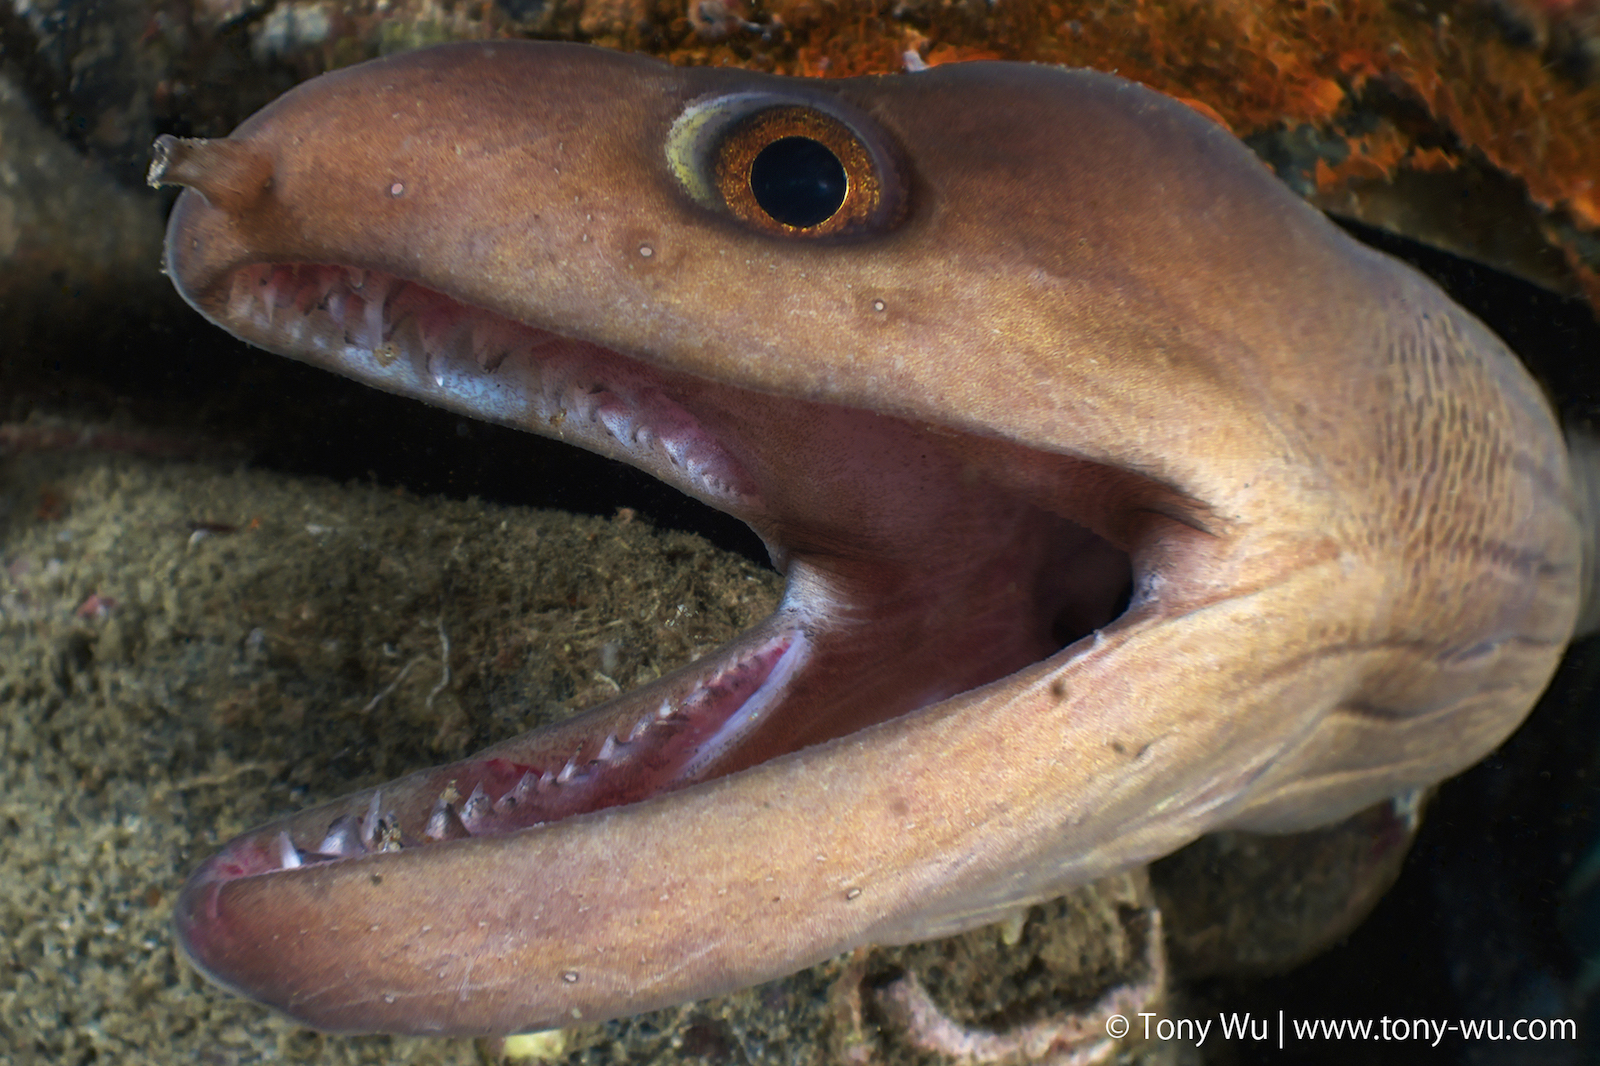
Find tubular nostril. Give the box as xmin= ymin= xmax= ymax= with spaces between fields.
xmin=149 ymin=135 xmax=275 ymax=215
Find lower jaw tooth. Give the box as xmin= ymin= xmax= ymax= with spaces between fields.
xmin=319 ymin=815 xmax=365 ymax=857
xmin=461 ymin=783 xmax=490 ymax=822
xmin=424 ymin=802 xmax=471 ymax=842
xmin=276 ymin=831 xmax=302 ymax=870
xmin=360 ymin=791 xmax=383 ymax=847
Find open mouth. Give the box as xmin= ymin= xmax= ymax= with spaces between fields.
xmin=174 ymin=259 xmax=1153 ymax=904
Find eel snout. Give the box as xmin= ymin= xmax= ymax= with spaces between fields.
xmin=154 ymin=42 xmax=1582 ymax=1035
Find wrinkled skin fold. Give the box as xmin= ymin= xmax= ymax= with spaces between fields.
xmin=150 ymin=42 xmax=1590 ymax=1035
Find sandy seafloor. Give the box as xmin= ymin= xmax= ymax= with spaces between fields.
xmin=0 ymin=447 xmax=1168 ymax=1066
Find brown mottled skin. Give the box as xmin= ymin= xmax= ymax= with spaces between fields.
xmin=150 ymin=42 xmax=1592 ymax=1035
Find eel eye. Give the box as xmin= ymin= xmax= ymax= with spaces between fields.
xmin=668 ymin=94 xmax=906 ymax=239
xmin=716 ymin=108 xmax=871 ymax=235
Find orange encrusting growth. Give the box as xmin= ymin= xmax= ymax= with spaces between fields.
xmin=197 ymin=1 xmax=1599 ymax=311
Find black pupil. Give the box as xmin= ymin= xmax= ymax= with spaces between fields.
xmin=748 ymin=137 xmax=848 ymax=228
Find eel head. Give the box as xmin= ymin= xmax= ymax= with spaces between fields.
xmin=151 ymin=42 xmax=1583 ymax=1035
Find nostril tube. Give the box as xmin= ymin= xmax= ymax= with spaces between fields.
xmin=148 ymin=135 xmax=275 ymax=215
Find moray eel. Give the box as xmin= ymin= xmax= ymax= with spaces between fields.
xmin=150 ymin=41 xmax=1595 ymax=1036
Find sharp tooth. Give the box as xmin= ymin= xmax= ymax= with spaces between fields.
xmin=326 ymin=288 xmax=347 ymax=331
xmin=513 ymin=771 xmax=539 ymax=801
xmin=365 ymin=284 xmax=388 ymax=350
xmin=318 ymin=814 xmax=367 ymax=857
xmin=260 ymin=271 xmax=281 ymax=327
xmin=556 ymin=757 xmax=579 ymax=785
xmin=276 ymin=832 xmax=302 ymax=870
xmin=539 ymin=769 xmax=556 ymax=789
xmin=575 ymin=386 xmax=606 ymax=423
xmin=360 ymin=791 xmax=383 ymax=847
xmin=461 ymin=782 xmax=491 ymax=823
xmin=656 ymin=700 xmax=674 ymax=721
xmin=420 ymin=302 xmax=465 ymax=350
xmin=228 ymin=274 xmax=254 ymax=322
xmin=470 ymin=319 xmax=510 ymax=371
xmin=596 ymin=734 xmax=620 ymax=762
xmin=309 ymin=268 xmax=338 ymax=310
xmin=424 ymin=801 xmax=471 ymax=842
xmin=628 ymin=716 xmax=651 ymax=742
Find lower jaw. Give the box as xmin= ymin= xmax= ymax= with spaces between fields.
xmin=176 ymin=524 xmax=1121 ymax=922
xmin=180 ymin=610 xmax=818 ymax=900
